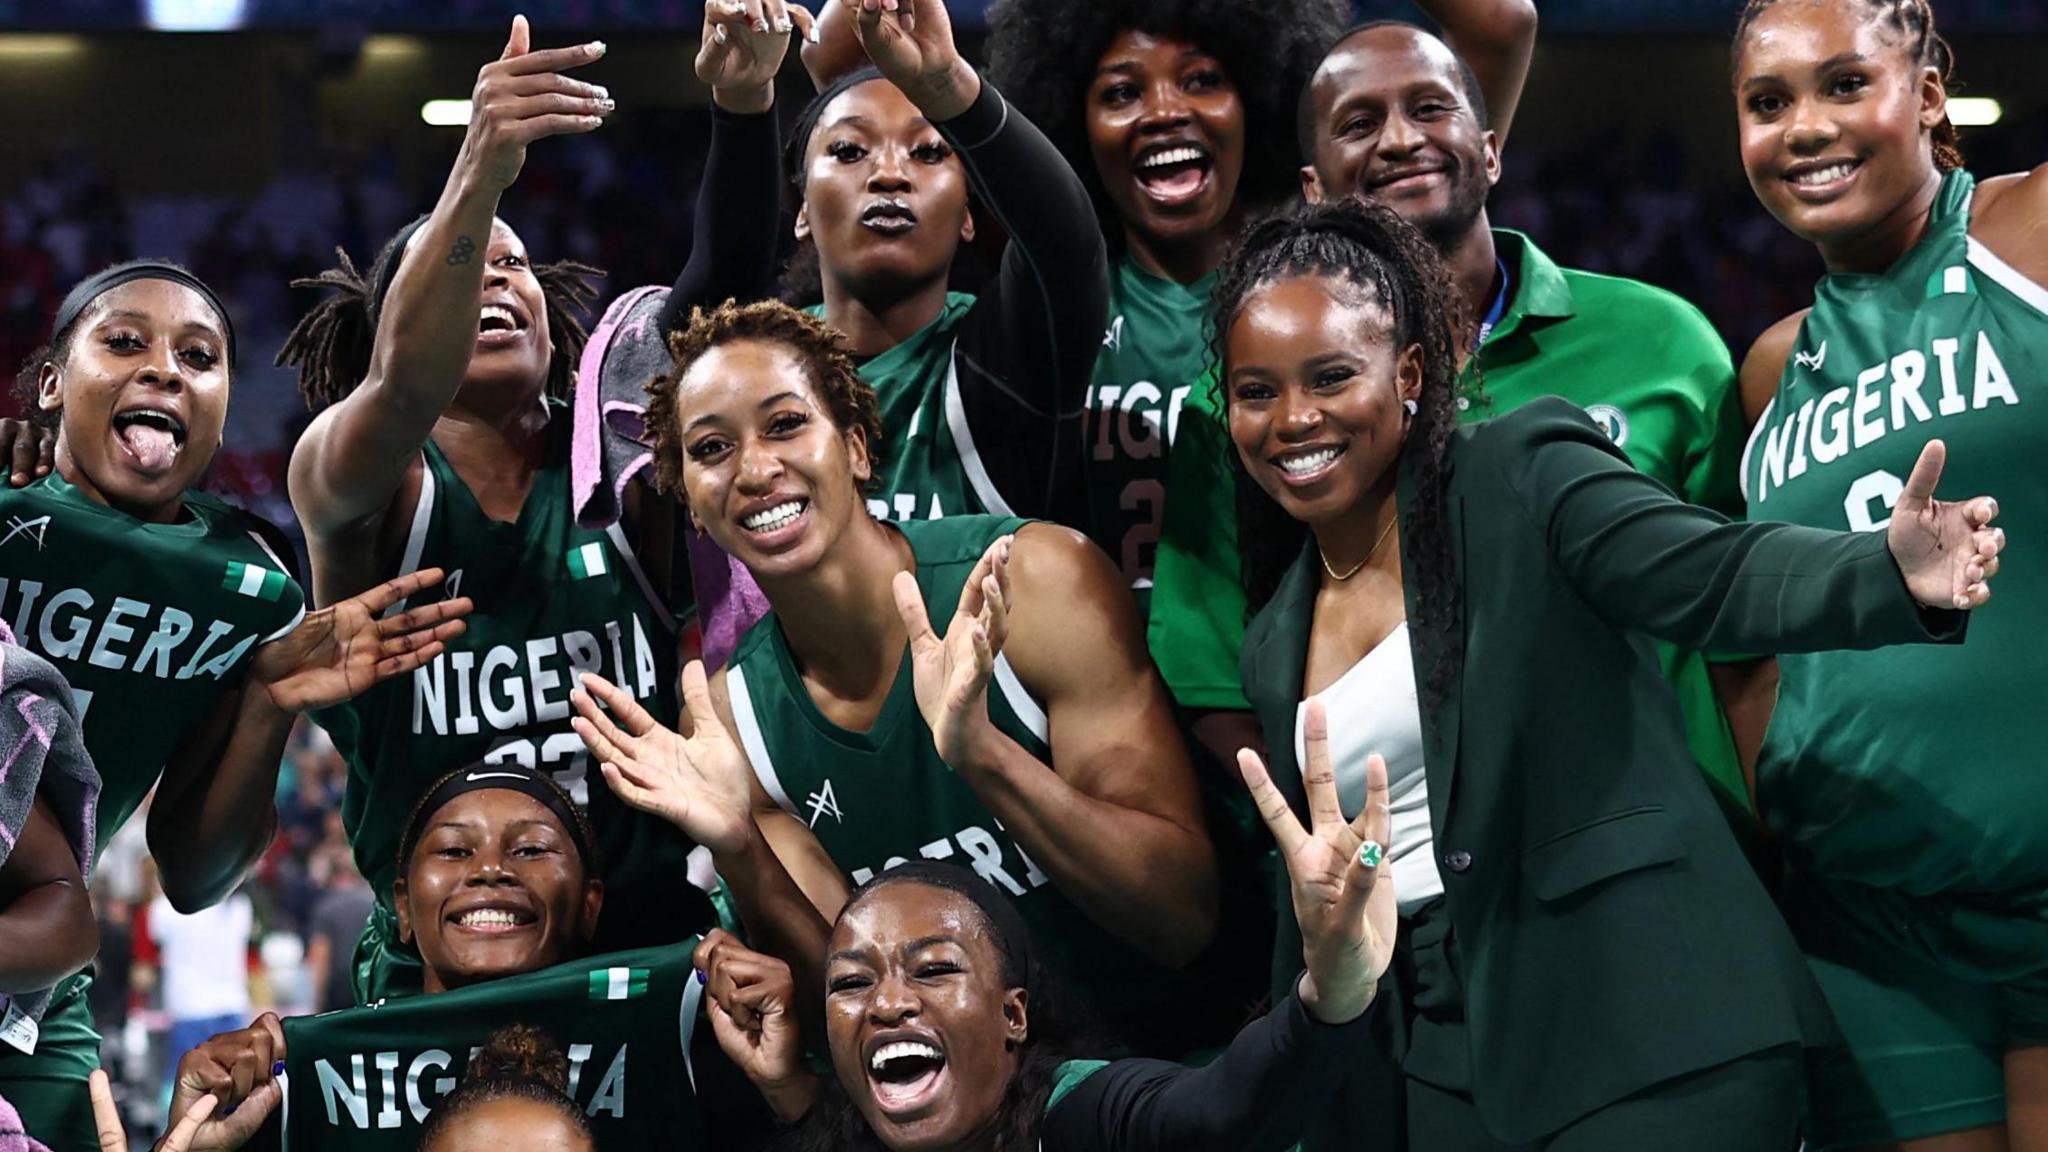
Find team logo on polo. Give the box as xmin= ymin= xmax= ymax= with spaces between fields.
xmin=1586 ymin=404 xmax=1629 ymax=447
xmin=806 ymin=779 xmax=843 ymax=827
xmin=1 ymin=515 xmax=50 ymax=550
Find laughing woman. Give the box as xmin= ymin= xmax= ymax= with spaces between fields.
xmin=0 ymin=262 xmax=469 ymax=1152
xmin=1730 ymin=1 xmax=2048 ymax=1146
xmin=279 ymin=18 xmax=709 ymax=1003
xmin=1223 ymin=198 xmax=2004 ymax=1149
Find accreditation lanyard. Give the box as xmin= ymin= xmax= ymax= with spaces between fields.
xmin=1475 ymin=258 xmax=1511 ymax=350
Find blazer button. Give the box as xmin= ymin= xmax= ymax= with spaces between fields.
xmin=1443 ymin=850 xmax=1473 ymax=873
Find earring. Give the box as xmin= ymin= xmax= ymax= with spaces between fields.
xmin=1403 ymin=399 xmax=1418 ymax=416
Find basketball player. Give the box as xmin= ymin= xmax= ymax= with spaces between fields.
xmin=1733 ymin=1 xmax=2047 ymax=1146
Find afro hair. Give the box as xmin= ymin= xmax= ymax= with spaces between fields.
xmin=985 ymin=0 xmax=1348 ymax=252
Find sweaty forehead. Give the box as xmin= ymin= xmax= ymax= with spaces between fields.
xmin=1318 ymin=25 xmax=1463 ymax=106
xmin=837 ymin=882 xmax=992 ymax=956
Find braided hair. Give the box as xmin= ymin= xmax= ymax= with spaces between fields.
xmin=276 ymin=223 xmax=602 ymax=412
xmin=1734 ymin=0 xmax=1964 ymax=172
xmin=1211 ymin=198 xmax=1471 ymax=705
xmin=418 ymin=1024 xmax=594 ymax=1152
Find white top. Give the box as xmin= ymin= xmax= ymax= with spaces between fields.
xmin=148 ymin=893 xmax=254 ymax=1020
xmin=1293 ymin=623 xmax=1445 ymax=915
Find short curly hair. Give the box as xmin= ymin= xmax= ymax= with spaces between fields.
xmin=644 ymin=299 xmax=885 ymax=500
xmin=986 ymin=0 xmax=1348 ymax=249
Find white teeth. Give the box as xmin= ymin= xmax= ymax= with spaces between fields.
xmin=1279 ymin=447 xmax=1340 ymax=476
xmin=870 ymin=1041 xmax=942 ymax=1072
xmin=480 ymin=305 xmax=517 ymax=328
xmin=1791 ymin=162 xmax=1857 ymax=186
xmin=457 ymin=908 xmax=525 ymax=928
xmin=1141 ymin=146 xmax=1204 ymax=169
xmin=742 ymin=500 xmax=805 ymax=532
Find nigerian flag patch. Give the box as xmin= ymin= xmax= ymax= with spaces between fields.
xmin=568 ymin=541 xmax=609 ymax=580
xmin=589 ymin=967 xmax=650 ymax=1001
xmin=1927 ymin=265 xmax=1974 ymax=297
xmin=222 ymin=561 xmax=288 ymax=601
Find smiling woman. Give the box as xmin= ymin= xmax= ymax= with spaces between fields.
xmin=0 ymin=260 xmax=472 ymax=1152
xmin=150 ymin=764 xmax=713 ymax=1151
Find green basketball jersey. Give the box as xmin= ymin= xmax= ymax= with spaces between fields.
xmin=724 ymin=516 xmax=1176 ymax=1048
xmin=280 ymin=942 xmax=705 ymax=1151
xmin=1083 ymin=259 xmax=1214 ymax=593
xmin=1743 ymin=169 xmax=2046 ymax=894
xmin=315 ymin=413 xmax=708 ymax=997
xmin=0 ymin=472 xmax=305 ymax=857
xmin=808 ymin=294 xmax=1003 ymax=524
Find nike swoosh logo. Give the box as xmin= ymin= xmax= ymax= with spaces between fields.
xmin=465 ymin=771 xmax=530 ymax=783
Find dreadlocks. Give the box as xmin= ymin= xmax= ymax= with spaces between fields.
xmin=1734 ymin=0 xmax=1965 ymax=172
xmin=275 ymin=225 xmax=602 ymax=411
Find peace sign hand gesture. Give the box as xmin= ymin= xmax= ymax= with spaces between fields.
xmin=698 ymin=0 xmax=817 ymax=112
xmin=571 ymin=660 xmax=755 ymax=855
xmin=842 ymin=0 xmax=979 ymax=119
xmin=1238 ymin=700 xmax=1395 ymax=1025
xmin=91 ymin=1069 xmax=233 ymax=1152
xmin=1886 ymin=440 xmax=2006 ymax=610
xmin=892 ymin=534 xmax=1011 ymax=770
xmin=251 ymin=567 xmax=473 ymax=714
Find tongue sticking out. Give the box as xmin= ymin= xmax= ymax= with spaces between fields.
xmin=1140 ymin=164 xmax=1207 ymax=203
xmin=119 ymin=424 xmax=179 ymax=473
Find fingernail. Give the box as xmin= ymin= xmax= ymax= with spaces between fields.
xmin=273 ymin=1060 xmax=285 ymax=1076
xmin=590 ymin=40 xmax=607 ymax=53
xmin=599 ymin=98 xmax=616 ymax=111
xmin=595 ymin=85 xmax=610 ymax=99
xmin=695 ymin=969 xmax=706 ymax=985
xmin=713 ymin=24 xmax=727 ymax=42
xmin=778 ymin=17 xmax=792 ymax=32
xmin=1357 ymin=840 xmax=1384 ymax=869
xmin=753 ymin=17 xmax=769 ymax=31
xmin=808 ymin=23 xmax=822 ymax=42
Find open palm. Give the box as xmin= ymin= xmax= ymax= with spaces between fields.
xmin=571 ymin=660 xmax=754 ymax=854
xmin=251 ymin=568 xmax=471 ymax=714
xmin=891 ymin=535 xmax=1011 ymax=768
xmin=1238 ymin=699 xmax=1395 ymax=1024
xmin=1887 ymin=440 xmax=2005 ymax=610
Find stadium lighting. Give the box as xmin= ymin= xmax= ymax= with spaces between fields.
xmin=421 ymin=100 xmax=474 ymax=127
xmin=362 ymin=35 xmax=426 ymax=64
xmin=1948 ymin=97 xmax=2002 ymax=127
xmin=0 ymin=34 xmax=86 ymax=60
xmin=145 ymin=0 xmax=249 ymax=30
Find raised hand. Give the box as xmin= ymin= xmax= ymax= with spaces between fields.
xmin=1238 ymin=700 xmax=1395 ymax=1025
xmin=891 ymin=534 xmax=1011 ymax=769
xmin=459 ymin=16 xmax=613 ymax=193
xmin=694 ymin=929 xmax=814 ymax=1119
xmin=1886 ymin=439 xmax=2005 ymax=610
xmin=699 ymin=0 xmax=817 ymax=112
xmin=571 ymin=661 xmax=755 ymax=855
xmin=251 ymin=568 xmax=471 ymax=714
xmin=0 ymin=417 xmax=53 ymax=487
xmin=842 ymin=0 xmax=979 ymax=119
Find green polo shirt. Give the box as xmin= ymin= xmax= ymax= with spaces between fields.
xmin=1472 ymin=230 xmax=1749 ymax=818
xmin=1148 ymin=229 xmax=1749 ymax=814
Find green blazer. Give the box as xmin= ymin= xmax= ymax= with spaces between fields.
xmin=1242 ymin=398 xmax=1964 ymax=1142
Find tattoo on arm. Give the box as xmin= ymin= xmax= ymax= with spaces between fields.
xmin=446 ymin=235 xmax=476 ymax=265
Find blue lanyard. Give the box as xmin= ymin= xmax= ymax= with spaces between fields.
xmin=1475 ymin=258 xmax=1511 ymax=350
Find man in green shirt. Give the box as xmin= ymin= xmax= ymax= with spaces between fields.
xmin=1290 ymin=22 xmax=1752 ymax=817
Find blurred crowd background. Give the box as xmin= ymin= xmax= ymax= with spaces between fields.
xmin=1 ymin=0 xmax=2043 ymax=1127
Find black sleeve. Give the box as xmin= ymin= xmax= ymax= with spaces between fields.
xmin=658 ymin=105 xmax=785 ymax=335
xmin=938 ymin=77 xmax=1109 ymax=524
xmin=1039 ymin=989 xmax=1375 ymax=1152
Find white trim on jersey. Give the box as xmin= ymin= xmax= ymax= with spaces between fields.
xmin=1737 ymin=396 xmax=1777 ymax=507
xmin=679 ymin=960 xmax=704 ymax=1094
xmin=604 ymin=521 xmax=675 ymax=633
xmin=1967 ymin=236 xmax=2048 ymax=318
xmin=725 ymin=665 xmax=796 ymax=814
xmin=246 ymin=529 xmax=310 ymax=644
xmin=991 ymin=653 xmax=1049 ymax=744
xmin=942 ymin=343 xmax=1016 ymax=517
xmin=387 ymin=452 xmax=438 ymax=618
xmin=277 ymin=1068 xmax=291 ymax=1148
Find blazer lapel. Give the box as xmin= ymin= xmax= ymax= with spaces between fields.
xmin=1253 ymin=545 xmax=1322 ymax=821
xmin=1399 ymin=451 xmax=1467 ymax=837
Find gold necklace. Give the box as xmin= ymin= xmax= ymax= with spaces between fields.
xmin=1321 ymin=516 xmax=1398 ymax=582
